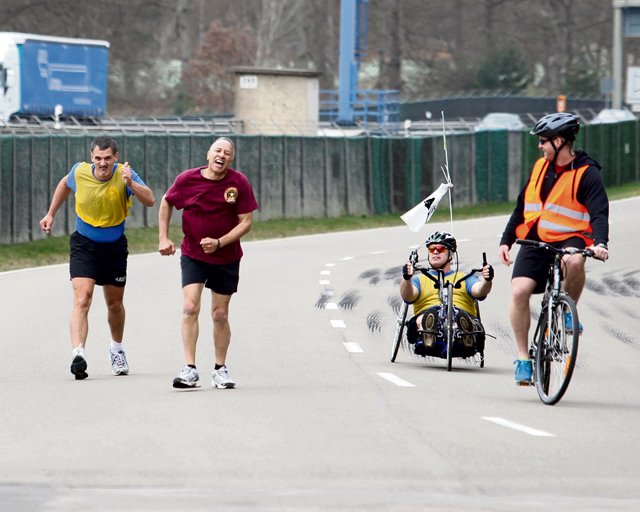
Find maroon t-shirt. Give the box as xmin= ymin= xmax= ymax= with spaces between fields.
xmin=164 ymin=167 xmax=259 ymax=264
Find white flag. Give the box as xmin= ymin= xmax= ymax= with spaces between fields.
xmin=400 ymin=183 xmax=453 ymax=233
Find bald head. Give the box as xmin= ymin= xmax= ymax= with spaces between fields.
xmin=212 ymin=137 xmax=235 ymax=159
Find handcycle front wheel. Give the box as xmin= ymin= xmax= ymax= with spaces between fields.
xmin=390 ymin=301 xmax=409 ymax=363
xmin=534 ymin=294 xmax=579 ymax=405
xmin=445 ymin=283 xmax=454 ymax=372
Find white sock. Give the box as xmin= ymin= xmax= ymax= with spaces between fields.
xmin=110 ymin=340 xmax=123 ymax=353
xmin=73 ymin=345 xmax=85 ymax=358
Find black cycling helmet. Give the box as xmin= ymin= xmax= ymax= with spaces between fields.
xmin=530 ymin=113 xmax=580 ymax=142
xmin=426 ymin=231 xmax=457 ymax=253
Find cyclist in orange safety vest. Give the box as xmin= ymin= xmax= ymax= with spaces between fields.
xmin=497 ymin=113 xmax=609 ymax=385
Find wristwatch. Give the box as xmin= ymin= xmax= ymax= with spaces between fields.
xmin=597 ymin=242 xmax=608 ymax=250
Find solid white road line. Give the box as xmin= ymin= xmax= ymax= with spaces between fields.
xmin=481 ymin=417 xmax=555 ymax=437
xmin=344 ymin=342 xmax=364 ymax=353
xmin=330 ymin=320 xmax=347 ymax=328
xmin=376 ymin=373 xmax=416 ymax=387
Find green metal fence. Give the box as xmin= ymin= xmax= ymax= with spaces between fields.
xmin=1 ymin=123 xmax=638 ymax=245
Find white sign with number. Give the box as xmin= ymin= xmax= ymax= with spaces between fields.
xmin=240 ymin=75 xmax=258 ymax=89
xmin=626 ymin=67 xmax=640 ymax=103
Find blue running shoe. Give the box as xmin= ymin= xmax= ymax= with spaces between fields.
xmin=514 ymin=359 xmax=533 ymax=386
xmin=565 ymin=312 xmax=583 ymax=335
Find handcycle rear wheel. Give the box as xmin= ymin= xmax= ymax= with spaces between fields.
xmin=534 ymin=294 xmax=579 ymax=405
xmin=445 ymin=283 xmax=454 ymax=372
xmin=390 ymin=301 xmax=409 ymax=362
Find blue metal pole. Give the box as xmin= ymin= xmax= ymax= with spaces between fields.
xmin=338 ymin=0 xmax=356 ymax=123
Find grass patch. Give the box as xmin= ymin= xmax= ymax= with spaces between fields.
xmin=1 ymin=180 xmax=637 ymax=272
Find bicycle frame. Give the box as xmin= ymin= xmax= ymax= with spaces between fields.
xmin=516 ymin=239 xmax=603 ymax=405
xmin=416 ymin=265 xmax=483 ymax=371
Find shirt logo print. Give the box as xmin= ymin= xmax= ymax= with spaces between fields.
xmin=224 ymin=187 xmax=238 ymax=203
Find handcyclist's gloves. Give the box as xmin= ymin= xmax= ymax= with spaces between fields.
xmin=402 ymin=263 xmax=414 ymax=281
xmin=484 ymin=264 xmax=494 ymax=282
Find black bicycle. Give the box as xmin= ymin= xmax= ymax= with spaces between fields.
xmin=391 ymin=247 xmax=485 ymax=371
xmin=516 ymin=239 xmax=604 ymax=405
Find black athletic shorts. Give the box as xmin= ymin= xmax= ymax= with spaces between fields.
xmin=180 ymin=255 xmax=240 ymax=295
xmin=69 ymin=232 xmax=128 ymax=287
xmin=512 ymin=236 xmax=587 ymax=294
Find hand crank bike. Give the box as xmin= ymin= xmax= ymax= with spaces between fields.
xmin=516 ymin=239 xmax=604 ymax=405
xmin=391 ymin=247 xmax=486 ymax=371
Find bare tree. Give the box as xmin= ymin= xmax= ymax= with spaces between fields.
xmin=183 ymin=21 xmax=256 ymax=114
xmin=255 ymin=0 xmax=307 ymax=67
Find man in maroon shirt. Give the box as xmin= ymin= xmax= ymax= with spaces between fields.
xmin=159 ymin=137 xmax=259 ymax=389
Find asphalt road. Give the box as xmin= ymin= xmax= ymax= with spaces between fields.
xmin=1 ymin=197 xmax=639 ymax=512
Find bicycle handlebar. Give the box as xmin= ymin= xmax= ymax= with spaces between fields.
xmin=515 ymin=239 xmax=606 ymax=262
xmin=414 ymin=265 xmax=483 ymax=289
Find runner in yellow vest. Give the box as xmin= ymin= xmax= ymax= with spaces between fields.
xmin=40 ymin=136 xmax=155 ymax=380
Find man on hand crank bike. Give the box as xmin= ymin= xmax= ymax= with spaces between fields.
xmin=498 ymin=113 xmax=609 ymax=386
xmin=400 ymin=231 xmax=494 ymax=359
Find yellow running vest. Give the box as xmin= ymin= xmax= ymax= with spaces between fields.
xmin=74 ymin=163 xmax=132 ymax=227
xmin=412 ymin=272 xmax=478 ymax=317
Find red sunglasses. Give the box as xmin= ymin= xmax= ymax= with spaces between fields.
xmin=428 ymin=245 xmax=448 ymax=254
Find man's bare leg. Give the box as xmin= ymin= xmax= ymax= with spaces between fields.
xmin=212 ymin=292 xmax=232 ymax=366
xmin=104 ymin=284 xmax=126 ymax=343
xmin=70 ymin=277 xmax=96 ymax=350
xmin=510 ymin=277 xmax=537 ymax=359
xmin=181 ymin=283 xmax=205 ymax=366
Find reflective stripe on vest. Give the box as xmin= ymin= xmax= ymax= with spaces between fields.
xmin=515 ymin=157 xmax=594 ymax=244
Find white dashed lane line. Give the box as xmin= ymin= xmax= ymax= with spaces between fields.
xmin=320 ymin=270 xmax=331 ymax=275
xmin=325 ymin=303 xmax=338 ymax=310
xmin=330 ymin=320 xmax=347 ymax=328
xmin=340 ymin=256 xmax=355 ymax=261
xmin=319 ymin=280 xmax=330 ymax=285
xmin=376 ymin=373 xmax=416 ymax=387
xmin=344 ymin=342 xmax=364 ymax=353
xmin=482 ymin=417 xmax=555 ymax=437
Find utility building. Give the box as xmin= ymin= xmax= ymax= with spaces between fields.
xmin=232 ymin=67 xmax=321 ymax=136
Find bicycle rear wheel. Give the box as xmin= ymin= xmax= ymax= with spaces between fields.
xmin=445 ymin=283 xmax=454 ymax=372
xmin=390 ymin=301 xmax=409 ymax=362
xmin=534 ymin=294 xmax=579 ymax=405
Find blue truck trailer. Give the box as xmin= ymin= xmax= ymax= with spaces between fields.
xmin=0 ymin=32 xmax=109 ymax=122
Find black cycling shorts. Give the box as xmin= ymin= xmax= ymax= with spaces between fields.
xmin=180 ymin=255 xmax=240 ymax=295
xmin=512 ymin=236 xmax=587 ymax=294
xmin=69 ymin=232 xmax=128 ymax=287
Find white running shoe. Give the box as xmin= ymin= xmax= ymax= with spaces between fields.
xmin=212 ymin=366 xmax=236 ymax=389
xmin=173 ymin=365 xmax=200 ymax=388
xmin=110 ymin=350 xmax=129 ymax=376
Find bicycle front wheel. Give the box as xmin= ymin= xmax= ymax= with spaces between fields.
xmin=534 ymin=294 xmax=579 ymax=405
xmin=390 ymin=301 xmax=409 ymax=362
xmin=445 ymin=283 xmax=454 ymax=372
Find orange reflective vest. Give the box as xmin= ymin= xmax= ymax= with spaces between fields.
xmin=515 ymin=158 xmax=594 ymax=244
